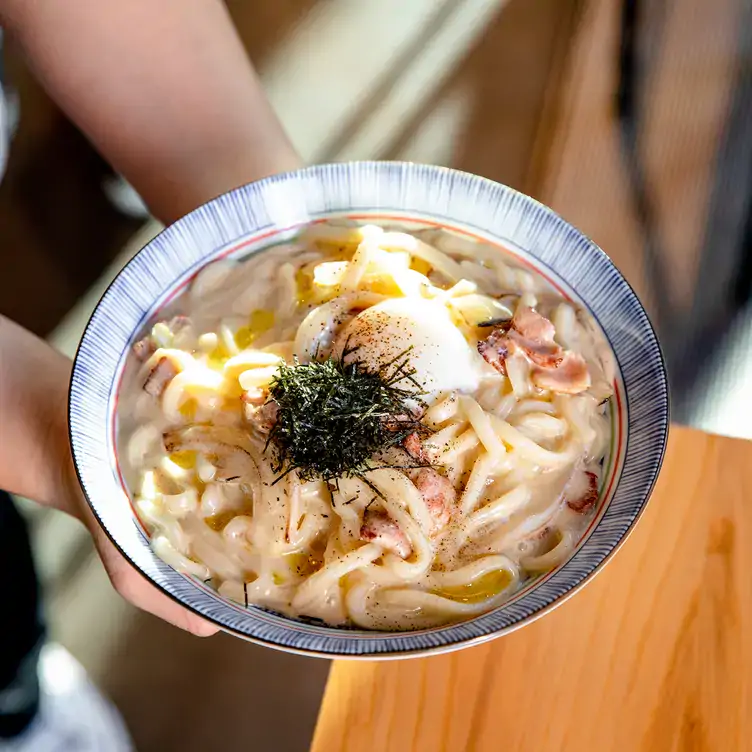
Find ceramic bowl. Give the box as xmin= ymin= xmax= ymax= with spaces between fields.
xmin=69 ymin=162 xmax=669 ymax=658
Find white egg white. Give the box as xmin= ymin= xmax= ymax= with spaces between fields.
xmin=332 ymin=297 xmax=483 ymax=401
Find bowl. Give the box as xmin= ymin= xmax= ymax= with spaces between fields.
xmin=69 ymin=161 xmax=669 ymax=658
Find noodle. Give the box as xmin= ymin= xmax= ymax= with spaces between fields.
xmin=120 ymin=221 xmax=614 ymax=630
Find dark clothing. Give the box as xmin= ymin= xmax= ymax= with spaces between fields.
xmin=0 ymin=495 xmax=44 ymax=738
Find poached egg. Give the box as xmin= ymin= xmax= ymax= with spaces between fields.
xmin=332 ymin=297 xmax=482 ymax=401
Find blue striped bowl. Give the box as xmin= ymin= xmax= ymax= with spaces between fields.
xmin=69 ymin=162 xmax=669 ymax=658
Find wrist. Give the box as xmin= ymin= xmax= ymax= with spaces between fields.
xmin=30 ymin=349 xmax=80 ymax=518
xmin=0 ymin=316 xmax=79 ymax=515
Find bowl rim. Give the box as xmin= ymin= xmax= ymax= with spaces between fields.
xmin=68 ymin=160 xmax=670 ymax=658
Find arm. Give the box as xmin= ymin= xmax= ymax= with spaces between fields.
xmin=0 ymin=0 xmax=302 ymax=224
xmin=0 ymin=0 xmax=303 ymax=634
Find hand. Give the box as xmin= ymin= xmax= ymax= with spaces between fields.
xmin=63 ymin=462 xmax=218 ymax=637
xmin=0 ymin=315 xmax=217 ymax=637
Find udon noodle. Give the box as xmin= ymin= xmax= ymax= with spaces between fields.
xmin=119 ymin=222 xmax=615 ymax=630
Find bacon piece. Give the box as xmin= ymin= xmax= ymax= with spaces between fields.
xmin=566 ymin=470 xmax=599 ymax=514
xmin=143 ymin=357 xmax=177 ymax=397
xmin=477 ymin=327 xmax=510 ymax=375
xmin=477 ymin=305 xmax=590 ymax=394
xmin=133 ymin=337 xmax=156 ymax=362
xmin=510 ymin=305 xmax=555 ymax=342
xmin=533 ymin=351 xmax=591 ymax=394
xmin=241 ymin=386 xmax=267 ymax=407
xmin=478 ymin=306 xmax=559 ymax=370
xmin=241 ymin=389 xmax=278 ymax=433
xmin=382 ymin=403 xmax=426 ymax=431
xmin=507 ymin=307 xmax=562 ymax=368
xmin=360 ymin=510 xmax=412 ymax=558
xmin=412 ymin=467 xmax=455 ymax=534
xmin=403 ymin=432 xmax=429 ymax=465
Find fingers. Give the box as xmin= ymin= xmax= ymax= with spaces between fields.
xmin=83 ymin=504 xmax=219 ymax=637
xmin=61 ymin=436 xmax=218 ymax=635
xmin=105 ymin=548 xmax=219 ymax=637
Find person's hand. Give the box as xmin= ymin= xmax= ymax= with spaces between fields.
xmin=62 ymin=458 xmax=218 ymax=637
xmin=0 ymin=315 xmax=217 ymax=637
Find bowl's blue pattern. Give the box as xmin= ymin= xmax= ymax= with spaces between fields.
xmin=69 ymin=162 xmax=669 ymax=658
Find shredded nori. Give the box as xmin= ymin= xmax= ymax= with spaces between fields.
xmin=265 ymin=347 xmax=430 ymax=483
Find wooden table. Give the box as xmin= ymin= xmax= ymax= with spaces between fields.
xmin=311 ymin=426 xmax=752 ymax=751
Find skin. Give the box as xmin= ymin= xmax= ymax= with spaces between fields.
xmin=0 ymin=0 xmax=303 ymax=636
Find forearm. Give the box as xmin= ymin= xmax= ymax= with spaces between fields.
xmin=0 ymin=315 xmax=73 ymax=514
xmin=0 ymin=0 xmax=301 ymax=224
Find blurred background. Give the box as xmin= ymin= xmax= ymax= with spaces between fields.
xmin=3 ymin=0 xmax=751 ymax=749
